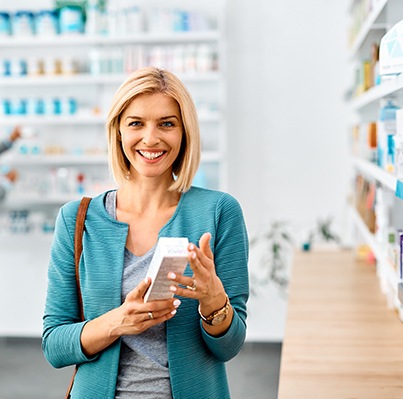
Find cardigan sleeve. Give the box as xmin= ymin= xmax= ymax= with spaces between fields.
xmin=42 ymin=203 xmax=97 ymax=368
xmin=200 ymin=193 xmax=249 ymax=362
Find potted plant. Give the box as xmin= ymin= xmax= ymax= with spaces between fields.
xmin=301 ymin=217 xmax=340 ymax=251
xmin=249 ymin=220 xmax=294 ymax=296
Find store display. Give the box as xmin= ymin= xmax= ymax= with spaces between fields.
xmin=0 ymin=96 xmax=78 ymax=116
xmin=349 ymin=0 xmax=403 ymax=319
xmin=0 ymin=4 xmax=213 ymax=39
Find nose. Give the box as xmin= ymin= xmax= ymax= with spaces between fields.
xmin=142 ymin=125 xmax=160 ymax=146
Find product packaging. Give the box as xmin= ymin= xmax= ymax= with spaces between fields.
xmin=377 ymin=97 xmax=400 ymax=171
xmin=144 ymin=237 xmax=189 ymax=302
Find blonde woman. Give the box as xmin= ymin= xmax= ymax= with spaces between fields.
xmin=43 ymin=67 xmax=249 ymax=399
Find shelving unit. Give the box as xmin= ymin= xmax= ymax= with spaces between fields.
xmin=351 ymin=156 xmax=397 ymax=190
xmin=0 ymin=71 xmax=221 ymax=87
xmin=348 ymin=0 xmax=403 ymax=316
xmin=0 ymin=31 xmax=221 ymax=48
xmin=348 ymin=0 xmax=389 ymax=58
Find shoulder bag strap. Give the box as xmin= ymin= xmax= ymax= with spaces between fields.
xmin=65 ymin=196 xmax=92 ymax=399
xmin=74 ymin=196 xmax=92 ymax=321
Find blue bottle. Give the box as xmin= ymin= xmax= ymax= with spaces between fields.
xmin=378 ymin=97 xmax=400 ymax=171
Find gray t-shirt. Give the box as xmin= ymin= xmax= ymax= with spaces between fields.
xmin=105 ymin=191 xmax=172 ymax=399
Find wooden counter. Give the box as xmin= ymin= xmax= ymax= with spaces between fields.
xmin=278 ymin=250 xmax=403 ymax=399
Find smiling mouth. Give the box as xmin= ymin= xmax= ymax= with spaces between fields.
xmin=137 ymin=150 xmax=166 ymax=160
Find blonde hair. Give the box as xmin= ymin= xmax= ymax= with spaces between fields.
xmin=106 ymin=67 xmax=201 ymax=193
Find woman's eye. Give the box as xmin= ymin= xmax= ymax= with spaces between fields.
xmin=129 ymin=121 xmax=142 ymax=127
xmin=161 ymin=121 xmax=174 ymax=127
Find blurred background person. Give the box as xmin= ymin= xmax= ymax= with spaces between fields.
xmin=0 ymin=126 xmax=21 ymax=202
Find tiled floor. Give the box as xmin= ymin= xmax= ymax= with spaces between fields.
xmin=0 ymin=337 xmax=281 ymax=399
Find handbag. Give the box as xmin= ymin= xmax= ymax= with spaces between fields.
xmin=64 ymin=196 xmax=92 ymax=399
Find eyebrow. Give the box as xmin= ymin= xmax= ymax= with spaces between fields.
xmin=124 ymin=115 xmax=180 ymax=121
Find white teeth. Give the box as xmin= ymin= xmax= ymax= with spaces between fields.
xmin=139 ymin=150 xmax=164 ymax=160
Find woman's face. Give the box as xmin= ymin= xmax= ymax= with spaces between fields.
xmin=119 ymin=92 xmax=183 ymax=183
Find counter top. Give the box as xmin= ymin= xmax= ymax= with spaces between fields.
xmin=278 ymin=250 xmax=403 ymax=399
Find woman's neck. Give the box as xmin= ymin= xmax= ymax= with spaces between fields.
xmin=117 ymin=179 xmax=180 ymax=215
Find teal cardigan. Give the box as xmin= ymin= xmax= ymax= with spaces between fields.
xmin=42 ymin=187 xmax=249 ymax=399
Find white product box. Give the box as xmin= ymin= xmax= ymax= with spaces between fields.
xmin=144 ymin=237 xmax=189 ymax=302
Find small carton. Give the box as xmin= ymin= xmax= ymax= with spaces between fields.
xmin=143 ymin=237 xmax=189 ymax=302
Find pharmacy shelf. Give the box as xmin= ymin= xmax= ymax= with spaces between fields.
xmin=0 ymin=31 xmax=220 ymax=48
xmin=351 ymin=73 xmax=403 ymax=110
xmin=6 ymin=151 xmax=222 ymax=166
xmin=4 ymin=193 xmax=85 ymax=207
xmin=350 ymin=206 xmax=400 ymax=295
xmin=0 ymin=114 xmax=104 ymax=126
xmin=348 ymin=0 xmax=388 ymax=58
xmin=0 ymin=112 xmax=220 ymax=126
xmin=7 ymin=155 xmax=107 ymax=166
xmin=0 ymin=72 xmax=221 ymax=87
xmin=351 ymin=156 xmax=397 ymax=191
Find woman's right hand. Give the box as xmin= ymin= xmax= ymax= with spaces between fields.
xmin=80 ymin=277 xmax=180 ymax=356
xmin=116 ymin=277 xmax=181 ymax=335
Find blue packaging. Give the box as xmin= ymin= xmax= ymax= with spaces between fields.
xmin=1 ymin=59 xmax=11 ymax=76
xmin=35 ymin=98 xmax=45 ymax=115
xmin=36 ymin=10 xmax=59 ymax=36
xmin=0 ymin=12 xmax=11 ymax=36
xmin=173 ymin=10 xmax=189 ymax=32
xmin=378 ymin=98 xmax=400 ymax=169
xmin=59 ymin=6 xmax=84 ymax=35
xmin=11 ymin=98 xmax=27 ymax=115
xmin=53 ymin=98 xmax=62 ymax=115
xmin=67 ymin=98 xmax=77 ymax=114
xmin=1 ymin=99 xmax=11 ymax=115
xmin=10 ymin=59 xmax=27 ymax=76
xmin=13 ymin=11 xmax=35 ymax=36
xmin=44 ymin=98 xmax=61 ymax=115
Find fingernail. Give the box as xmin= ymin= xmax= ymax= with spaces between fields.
xmin=173 ymin=299 xmax=181 ymax=308
xmin=170 ymin=285 xmax=177 ymax=292
xmin=189 ymin=244 xmax=195 ymax=250
xmin=171 ymin=309 xmax=177 ymax=315
xmin=191 ymin=252 xmax=196 ymax=260
xmin=168 ymin=272 xmax=176 ymax=279
xmin=144 ymin=277 xmax=149 ymax=283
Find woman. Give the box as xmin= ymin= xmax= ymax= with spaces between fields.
xmin=42 ymin=67 xmax=249 ymax=399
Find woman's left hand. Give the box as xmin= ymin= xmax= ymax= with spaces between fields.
xmin=168 ymin=232 xmax=227 ymax=316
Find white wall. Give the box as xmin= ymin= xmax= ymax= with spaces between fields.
xmin=225 ymin=0 xmax=352 ymax=341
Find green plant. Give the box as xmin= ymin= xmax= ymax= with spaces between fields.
xmin=302 ymin=217 xmax=340 ymax=251
xmin=249 ymin=221 xmax=293 ymax=296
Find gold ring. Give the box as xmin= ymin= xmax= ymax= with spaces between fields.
xmin=187 ymin=279 xmax=197 ymax=291
xmin=148 ymin=311 xmax=154 ymax=320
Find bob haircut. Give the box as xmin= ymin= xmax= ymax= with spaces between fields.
xmin=106 ymin=66 xmax=201 ymax=193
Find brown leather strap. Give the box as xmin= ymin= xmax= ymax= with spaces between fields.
xmin=64 ymin=366 xmax=78 ymax=399
xmin=65 ymin=196 xmax=92 ymax=399
xmin=74 ymin=196 xmax=92 ymax=322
